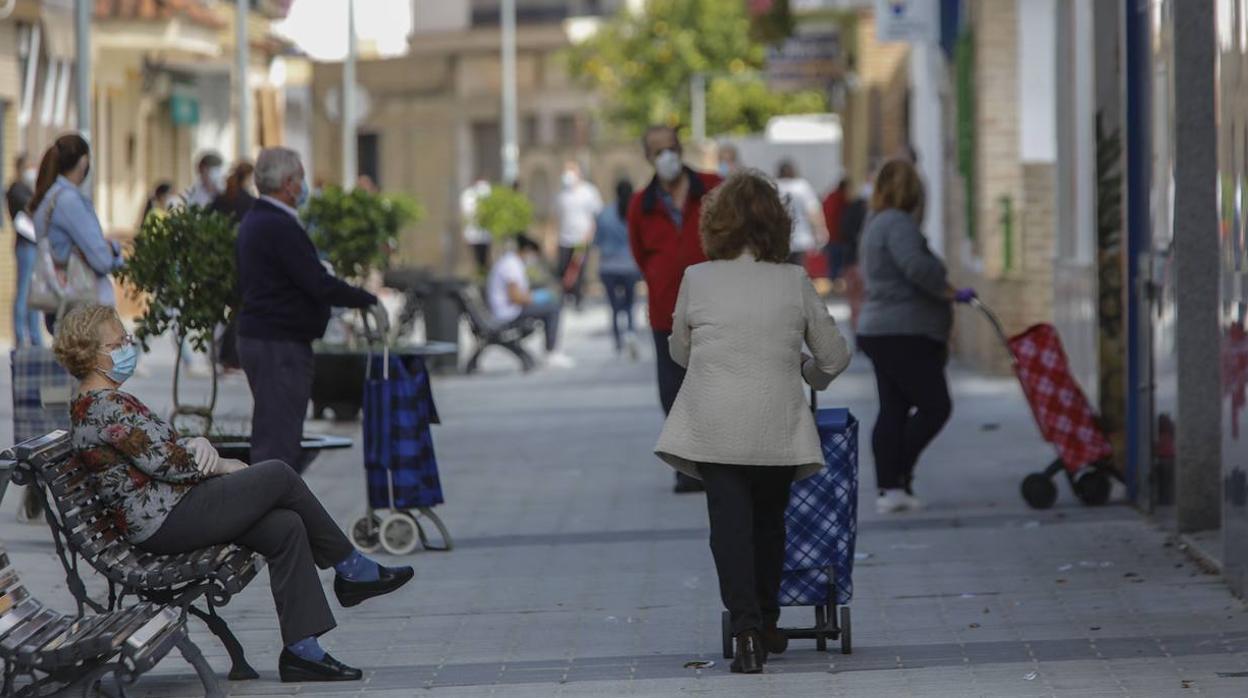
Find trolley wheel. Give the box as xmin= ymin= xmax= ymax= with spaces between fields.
xmin=1021 ymin=472 xmax=1058 ymax=509
xmin=379 ymin=513 xmax=421 ymax=555
xmin=1074 ymin=469 xmax=1112 ymax=506
xmin=840 ymin=606 xmax=852 ymax=654
xmin=814 ymin=605 xmax=828 ymax=652
xmin=721 ymin=611 xmax=733 ymax=659
xmin=349 ymin=514 xmax=381 ymax=554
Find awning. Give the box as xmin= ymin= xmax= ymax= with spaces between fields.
xmin=39 ymin=0 xmax=75 ymax=61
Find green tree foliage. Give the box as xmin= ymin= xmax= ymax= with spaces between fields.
xmin=475 ymin=185 xmax=534 ymax=242
xmin=116 ymin=206 xmax=237 ymax=353
xmin=304 ymin=186 xmax=424 ymax=281
xmin=566 ymin=0 xmax=825 ymax=137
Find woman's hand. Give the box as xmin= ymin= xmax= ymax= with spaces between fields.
xmin=183 ymin=437 xmax=220 ymax=475
xmin=214 ymin=458 xmax=249 ymax=475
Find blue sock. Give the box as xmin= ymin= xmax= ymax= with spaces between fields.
xmin=286 ymin=636 xmax=326 ymax=661
xmin=334 ymin=550 xmax=380 ymax=582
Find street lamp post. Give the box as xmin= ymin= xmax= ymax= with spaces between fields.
xmin=342 ymin=0 xmax=358 ymax=190
xmin=75 ymin=0 xmax=90 ymax=141
xmin=236 ymin=0 xmax=251 ymax=160
xmin=500 ymin=0 xmax=518 ymax=186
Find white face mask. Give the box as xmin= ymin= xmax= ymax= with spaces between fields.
xmin=654 ymin=149 xmax=683 ymax=183
xmin=209 ymin=166 xmax=226 ymax=192
xmin=21 ymin=168 xmax=36 ymax=189
xmin=562 ymin=170 xmax=578 ymax=188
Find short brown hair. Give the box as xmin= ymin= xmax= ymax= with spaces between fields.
xmin=871 ymin=159 xmax=924 ymax=214
xmin=699 ymin=170 xmax=792 ymax=264
xmin=53 ymin=304 xmax=119 ymax=379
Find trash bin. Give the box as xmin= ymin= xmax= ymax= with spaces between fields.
xmin=422 ymin=277 xmax=466 ymax=373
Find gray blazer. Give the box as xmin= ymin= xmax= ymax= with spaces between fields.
xmin=655 ymin=256 xmax=851 ymax=480
xmin=857 ymin=209 xmax=952 ymax=342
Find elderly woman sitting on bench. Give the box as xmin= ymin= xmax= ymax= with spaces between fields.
xmin=52 ymin=304 xmax=413 ymax=684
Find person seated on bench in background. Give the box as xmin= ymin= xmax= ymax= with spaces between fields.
xmin=487 ymin=233 xmax=574 ymax=369
xmin=52 ymin=304 xmax=414 ymax=684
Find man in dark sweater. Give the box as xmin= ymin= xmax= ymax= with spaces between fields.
xmin=237 ymin=147 xmax=379 ymax=472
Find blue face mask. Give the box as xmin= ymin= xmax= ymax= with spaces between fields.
xmin=296 ymin=180 xmax=310 ymax=208
xmin=100 ymin=344 xmax=139 ymax=384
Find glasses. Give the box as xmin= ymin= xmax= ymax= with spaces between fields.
xmin=100 ymin=334 xmax=135 ymax=352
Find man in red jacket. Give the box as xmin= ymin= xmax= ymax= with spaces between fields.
xmin=628 ymin=125 xmax=722 ymax=493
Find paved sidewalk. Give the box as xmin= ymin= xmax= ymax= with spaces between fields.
xmin=2 ymin=303 xmax=1247 ymax=696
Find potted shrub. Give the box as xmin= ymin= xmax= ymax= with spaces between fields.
xmin=302 ymin=186 xmax=424 ymax=420
xmin=117 ymin=206 xmax=350 ymax=466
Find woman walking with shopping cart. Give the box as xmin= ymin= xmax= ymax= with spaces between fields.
xmin=655 ymin=171 xmax=851 ymax=674
xmin=856 ymin=159 xmax=977 ymax=514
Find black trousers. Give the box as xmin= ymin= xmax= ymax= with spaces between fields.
xmin=139 ymin=461 xmax=354 ymax=645
xmin=653 ymin=331 xmax=699 ymax=488
xmin=858 ymin=334 xmax=953 ymax=492
xmin=557 ymin=246 xmax=586 ymax=308
xmin=470 ymin=242 xmax=491 ymax=277
xmin=701 ymin=464 xmax=796 ymax=635
xmin=238 ymin=336 xmax=315 ymax=473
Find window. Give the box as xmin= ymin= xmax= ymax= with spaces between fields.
xmin=357 ymin=132 xmax=380 ymax=188
xmin=522 ymin=115 xmax=540 ymax=147
xmin=472 ymin=121 xmax=502 ymax=184
xmin=554 ymin=113 xmax=577 ymax=147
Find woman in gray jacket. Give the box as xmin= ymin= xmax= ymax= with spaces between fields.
xmin=857 ymin=159 xmax=976 ymax=514
xmin=656 ymin=171 xmax=851 ymax=674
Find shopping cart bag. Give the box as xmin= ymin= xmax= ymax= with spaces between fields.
xmin=363 ymin=351 xmax=445 ymax=511
xmin=10 ymin=348 xmax=72 ymax=442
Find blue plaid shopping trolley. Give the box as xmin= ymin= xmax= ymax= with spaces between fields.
xmin=348 ymin=335 xmax=453 ymax=556
xmin=722 ymin=390 xmax=858 ymax=658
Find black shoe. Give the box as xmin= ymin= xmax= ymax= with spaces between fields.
xmin=729 ymin=630 xmax=765 ymax=674
xmin=673 ymin=474 xmax=705 ymax=494
xmin=334 ymin=565 xmax=414 ymax=608
xmin=761 ymin=624 xmax=788 ymax=656
xmin=278 ymin=649 xmax=362 ymax=683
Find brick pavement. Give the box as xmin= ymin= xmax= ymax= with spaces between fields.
xmin=2 ymin=304 xmax=1247 ymax=696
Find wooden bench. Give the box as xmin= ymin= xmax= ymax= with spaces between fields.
xmin=0 ymin=545 xmax=221 ymax=698
xmin=4 ymin=431 xmax=266 ymax=683
xmin=456 ymin=285 xmax=538 ymax=373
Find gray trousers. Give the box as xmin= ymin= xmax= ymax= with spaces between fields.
xmin=238 ymin=336 xmax=314 ymax=472
xmin=138 ymin=461 xmax=354 ymax=645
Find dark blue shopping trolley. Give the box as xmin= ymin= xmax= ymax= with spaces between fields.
xmin=723 ymin=391 xmax=857 ymax=657
xmin=349 ymin=311 xmax=453 ymax=555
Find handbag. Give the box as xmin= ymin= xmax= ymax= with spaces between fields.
xmin=28 ymin=189 xmax=99 ymax=315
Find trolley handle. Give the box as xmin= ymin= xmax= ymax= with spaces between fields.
xmin=969 ymin=297 xmax=1012 ymax=353
xmin=361 ymin=304 xmax=393 ymax=380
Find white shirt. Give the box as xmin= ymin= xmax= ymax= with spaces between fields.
xmin=181 ymin=181 xmax=215 ymax=208
xmin=259 ymin=195 xmax=302 ymax=225
xmin=487 ymin=250 xmax=529 ymax=323
xmin=460 ymin=181 xmax=492 ymax=245
xmin=555 ymin=180 xmax=603 ymax=248
xmin=777 ymin=177 xmax=821 ymax=253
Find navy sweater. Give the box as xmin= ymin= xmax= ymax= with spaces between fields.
xmin=236 ymin=199 xmax=377 ymax=343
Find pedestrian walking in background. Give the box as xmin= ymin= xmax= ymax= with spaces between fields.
xmin=236 ymin=147 xmax=381 ymax=472
xmin=627 ymin=125 xmax=722 ymax=494
xmin=30 ymin=134 xmax=124 ymax=320
xmin=856 ymin=159 xmax=976 ymax=514
xmin=212 ymin=161 xmax=257 ymax=225
xmin=821 ymin=178 xmax=849 ymax=281
xmin=594 ymin=179 xmax=641 ymax=358
xmin=460 ymin=176 xmax=493 ymax=277
xmin=655 ymin=170 xmax=851 ymax=673
xmin=554 ymin=161 xmax=602 ymax=310
xmin=6 ymin=152 xmax=42 ymax=346
xmin=775 ymin=161 xmax=828 ymax=267
xmin=840 ymin=182 xmax=869 ymax=333
xmin=487 ymin=234 xmax=573 ymax=368
xmin=716 ymin=142 xmax=742 ymax=177
xmin=212 ymin=162 xmax=256 ymax=372
xmin=182 ymin=151 xmax=225 ymax=208
xmin=138 ymin=182 xmax=175 ymax=228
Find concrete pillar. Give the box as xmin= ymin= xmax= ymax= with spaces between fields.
xmin=1173 ymin=0 xmax=1221 ymax=533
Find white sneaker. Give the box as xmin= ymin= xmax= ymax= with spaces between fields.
xmin=625 ymin=333 xmax=641 ymax=361
xmin=544 ymin=352 xmax=576 ymax=369
xmin=901 ymin=492 xmax=924 ymax=511
xmin=876 ymin=489 xmax=910 ymax=514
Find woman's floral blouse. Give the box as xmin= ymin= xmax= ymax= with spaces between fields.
xmin=69 ymin=389 xmax=205 ymax=542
